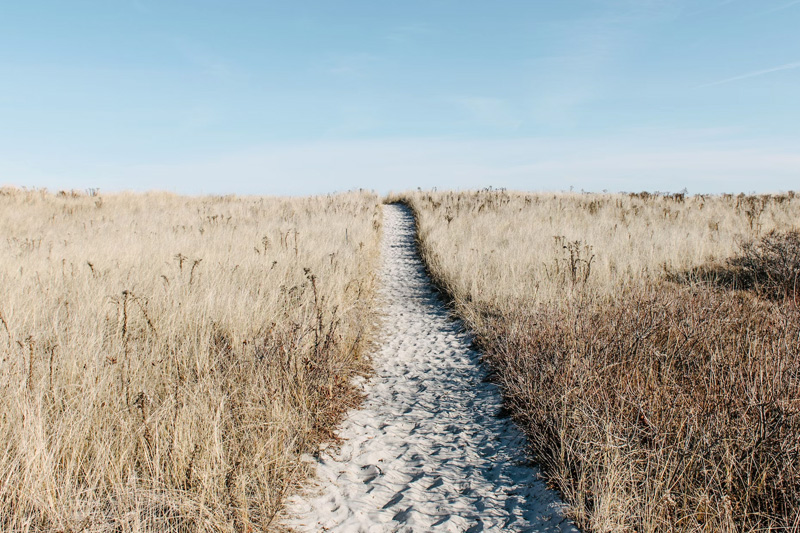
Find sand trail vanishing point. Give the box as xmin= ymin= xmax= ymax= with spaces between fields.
xmin=284 ymin=204 xmax=577 ymax=532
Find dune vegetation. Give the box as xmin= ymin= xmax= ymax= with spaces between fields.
xmin=400 ymin=189 xmax=800 ymax=532
xmin=0 ymin=188 xmax=381 ymax=532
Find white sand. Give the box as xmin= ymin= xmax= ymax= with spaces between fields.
xmin=284 ymin=204 xmax=577 ymax=532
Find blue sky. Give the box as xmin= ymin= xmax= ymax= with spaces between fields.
xmin=1 ymin=0 xmax=799 ymax=195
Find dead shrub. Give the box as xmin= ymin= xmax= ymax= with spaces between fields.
xmin=670 ymin=230 xmax=800 ymax=304
xmin=731 ymin=230 xmax=800 ymax=301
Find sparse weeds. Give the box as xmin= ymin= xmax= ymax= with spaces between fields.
xmin=403 ymin=189 xmax=800 ymax=531
xmin=0 ymin=189 xmax=382 ymax=531
xmin=732 ymin=230 xmax=800 ymax=301
xmin=549 ymin=237 xmax=595 ymax=287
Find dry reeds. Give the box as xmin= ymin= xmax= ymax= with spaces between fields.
xmin=400 ymin=189 xmax=800 ymax=531
xmin=0 ymin=187 xmax=381 ymax=532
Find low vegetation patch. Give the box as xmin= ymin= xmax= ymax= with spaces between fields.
xmin=0 ymin=188 xmax=381 ymax=532
xmin=671 ymin=230 xmax=800 ymax=303
xmin=401 ymin=189 xmax=800 ymax=532
xmin=482 ymin=283 xmax=799 ymax=531
xmin=732 ymin=230 xmax=800 ymax=301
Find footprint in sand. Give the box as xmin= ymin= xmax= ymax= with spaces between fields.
xmin=284 ymin=204 xmax=578 ymax=532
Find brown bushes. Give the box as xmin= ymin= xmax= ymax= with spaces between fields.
xmin=480 ymin=285 xmax=800 ymax=531
xmin=733 ymin=230 xmax=800 ymax=301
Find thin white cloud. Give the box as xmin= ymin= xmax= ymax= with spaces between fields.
xmin=698 ymin=61 xmax=800 ymax=88
xmin=765 ymin=0 xmax=800 ymax=13
xmin=683 ymin=0 xmax=739 ymax=17
xmin=127 ymin=0 xmax=152 ymax=14
xmin=386 ymin=23 xmax=435 ymax=44
xmin=323 ymin=53 xmax=378 ymax=77
xmin=454 ymin=97 xmax=522 ymax=130
xmin=172 ymin=38 xmax=236 ymax=82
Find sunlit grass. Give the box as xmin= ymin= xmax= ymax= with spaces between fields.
xmin=0 ymin=188 xmax=381 ymax=532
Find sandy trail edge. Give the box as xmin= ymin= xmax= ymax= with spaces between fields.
xmin=283 ymin=204 xmax=577 ymax=532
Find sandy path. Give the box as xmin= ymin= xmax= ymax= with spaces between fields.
xmin=284 ymin=204 xmax=577 ymax=532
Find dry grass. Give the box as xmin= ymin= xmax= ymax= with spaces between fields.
xmin=0 ymin=187 xmax=381 ymax=532
xmin=399 ymin=189 xmax=800 ymax=532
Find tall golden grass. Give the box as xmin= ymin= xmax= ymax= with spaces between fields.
xmin=400 ymin=189 xmax=800 ymax=532
xmin=0 ymin=187 xmax=381 ymax=532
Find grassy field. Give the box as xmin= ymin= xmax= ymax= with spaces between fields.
xmin=4 ymin=186 xmax=798 ymax=532
xmin=400 ymin=189 xmax=800 ymax=532
xmin=0 ymin=188 xmax=381 ymax=532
